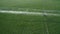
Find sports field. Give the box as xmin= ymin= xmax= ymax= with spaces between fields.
xmin=0 ymin=0 xmax=60 ymax=34
xmin=0 ymin=0 xmax=60 ymax=10
xmin=0 ymin=10 xmax=60 ymax=34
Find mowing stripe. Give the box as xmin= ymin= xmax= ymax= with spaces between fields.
xmin=0 ymin=10 xmax=60 ymax=16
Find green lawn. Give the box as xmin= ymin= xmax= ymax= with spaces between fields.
xmin=0 ymin=0 xmax=60 ymax=10
xmin=0 ymin=13 xmax=60 ymax=34
xmin=0 ymin=13 xmax=45 ymax=34
xmin=47 ymin=16 xmax=60 ymax=34
xmin=0 ymin=0 xmax=60 ymax=34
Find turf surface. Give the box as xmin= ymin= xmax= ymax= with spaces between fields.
xmin=0 ymin=13 xmax=45 ymax=34
xmin=0 ymin=13 xmax=60 ymax=34
xmin=0 ymin=0 xmax=60 ymax=10
xmin=0 ymin=0 xmax=60 ymax=34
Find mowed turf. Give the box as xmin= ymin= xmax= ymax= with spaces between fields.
xmin=0 ymin=13 xmax=45 ymax=34
xmin=0 ymin=13 xmax=60 ymax=34
xmin=47 ymin=16 xmax=60 ymax=34
xmin=0 ymin=0 xmax=60 ymax=10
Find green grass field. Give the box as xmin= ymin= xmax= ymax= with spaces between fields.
xmin=0 ymin=0 xmax=60 ymax=10
xmin=0 ymin=13 xmax=60 ymax=34
xmin=0 ymin=0 xmax=60 ymax=34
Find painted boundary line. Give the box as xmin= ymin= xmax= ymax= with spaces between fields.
xmin=0 ymin=10 xmax=60 ymax=16
xmin=44 ymin=21 xmax=49 ymax=34
xmin=0 ymin=10 xmax=60 ymax=34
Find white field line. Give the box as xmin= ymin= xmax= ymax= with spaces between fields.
xmin=0 ymin=10 xmax=60 ymax=16
xmin=0 ymin=10 xmax=59 ymax=34
xmin=45 ymin=22 xmax=49 ymax=34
